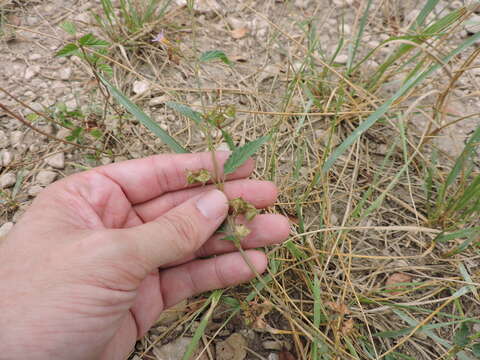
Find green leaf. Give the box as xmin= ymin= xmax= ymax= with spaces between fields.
xmin=56 ymin=43 xmax=79 ymax=57
xmin=89 ymin=128 xmax=103 ymax=139
xmin=78 ymin=33 xmax=110 ymax=47
xmin=454 ymin=323 xmax=470 ymax=347
xmin=97 ymin=63 xmax=113 ymax=76
xmin=25 ymin=113 xmax=39 ymax=122
xmin=97 ymin=74 xmax=188 ymax=154
xmin=221 ymin=129 xmax=236 ymax=150
xmin=472 ymin=343 xmax=480 ymax=357
xmin=60 ymin=21 xmax=77 ymax=35
xmin=224 ymin=135 xmax=269 ymax=175
xmin=199 ymin=50 xmax=232 ymax=65
xmin=165 ymin=101 xmax=203 ymax=125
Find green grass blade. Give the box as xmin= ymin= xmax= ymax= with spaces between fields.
xmin=97 ymin=74 xmax=188 ymax=154
xmin=181 ymin=290 xmax=222 ymax=360
xmin=165 ymin=101 xmax=204 ymax=125
xmin=347 ymin=0 xmax=373 ymax=73
xmin=322 ymin=30 xmax=480 ymax=175
xmin=414 ymin=0 xmax=441 ymax=28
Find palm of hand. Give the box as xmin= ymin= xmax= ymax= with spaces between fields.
xmin=0 ymin=153 xmax=289 ymax=360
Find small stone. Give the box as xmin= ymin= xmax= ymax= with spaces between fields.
xmin=335 ymin=54 xmax=348 ymax=64
xmin=153 ymin=337 xmax=208 ymax=360
xmin=65 ymin=99 xmax=77 ymax=109
xmin=24 ymin=65 xmax=40 ymax=80
xmin=1 ymin=150 xmax=13 ymax=167
xmin=29 ymin=53 xmax=42 ymax=61
xmin=0 ymin=130 xmax=9 ymax=148
xmin=148 ymin=95 xmax=170 ymax=106
xmin=100 ymin=157 xmax=113 ymax=165
xmin=28 ymin=185 xmax=43 ymax=197
xmin=465 ymin=14 xmax=480 ymax=34
xmin=45 ymin=153 xmax=65 ymax=169
xmin=0 ymin=222 xmax=14 ymax=238
xmin=268 ymin=354 xmax=279 ymax=360
xmin=10 ymin=131 xmax=24 ymax=146
xmin=0 ymin=172 xmax=16 ymax=188
xmin=294 ymin=0 xmax=311 ymax=9
xmin=132 ymin=80 xmax=150 ymax=95
xmin=262 ymin=341 xmax=283 ymax=351
xmin=175 ymin=0 xmax=221 ymax=13
xmin=36 ymin=170 xmax=57 ymax=186
xmin=59 ymin=67 xmax=72 ymax=80
xmin=216 ymin=142 xmax=230 ymax=151
xmin=216 ymin=333 xmax=247 ymax=360
xmin=56 ymin=127 xmax=71 ymax=139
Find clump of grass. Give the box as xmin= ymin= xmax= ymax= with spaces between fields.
xmin=10 ymin=0 xmax=480 ymax=359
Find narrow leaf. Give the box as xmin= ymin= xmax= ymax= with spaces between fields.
xmin=322 ymin=30 xmax=480 ymax=175
xmin=165 ymin=101 xmax=203 ymax=125
xmin=98 ymin=74 xmax=188 ymax=154
xmin=199 ymin=50 xmax=232 ymax=65
xmin=181 ymin=290 xmax=222 ymax=360
xmin=224 ymin=136 xmax=269 ymax=175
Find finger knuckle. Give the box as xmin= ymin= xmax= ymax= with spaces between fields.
xmin=162 ymin=212 xmax=200 ymax=254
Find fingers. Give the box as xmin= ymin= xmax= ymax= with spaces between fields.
xmin=134 ymin=179 xmax=278 ymax=223
xmin=159 ymin=250 xmax=267 ymax=308
xmin=91 ymin=152 xmax=253 ymax=204
xmin=197 ymin=214 xmax=290 ymax=257
xmin=116 ymin=189 xmax=229 ymax=270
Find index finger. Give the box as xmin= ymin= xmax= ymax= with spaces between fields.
xmin=92 ymin=151 xmax=254 ymax=204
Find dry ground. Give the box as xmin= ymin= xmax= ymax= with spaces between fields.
xmin=1 ymin=0 xmax=480 ymax=359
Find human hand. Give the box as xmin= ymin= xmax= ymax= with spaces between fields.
xmin=0 ymin=152 xmax=290 ymax=360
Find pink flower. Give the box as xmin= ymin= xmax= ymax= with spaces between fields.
xmin=152 ymin=31 xmax=165 ymax=43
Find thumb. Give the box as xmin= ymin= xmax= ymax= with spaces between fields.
xmin=118 ymin=189 xmax=228 ymax=270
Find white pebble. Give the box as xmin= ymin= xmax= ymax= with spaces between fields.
xmin=45 ymin=153 xmax=65 ymax=169
xmin=0 ymin=172 xmax=16 ymax=188
xmin=36 ymin=170 xmax=57 ymax=186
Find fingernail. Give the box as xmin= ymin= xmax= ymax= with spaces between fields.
xmin=196 ymin=189 xmax=228 ymax=220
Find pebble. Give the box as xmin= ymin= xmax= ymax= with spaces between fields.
xmin=0 ymin=222 xmax=14 ymax=238
xmin=132 ymin=80 xmax=150 ymax=95
xmin=0 ymin=130 xmax=9 ymax=148
xmin=148 ymin=95 xmax=170 ymax=106
xmin=1 ymin=150 xmax=13 ymax=167
xmin=153 ymin=337 xmax=208 ymax=360
xmin=216 ymin=333 xmax=247 ymax=360
xmin=294 ymin=0 xmax=311 ymax=9
xmin=59 ymin=67 xmax=72 ymax=80
xmin=24 ymin=65 xmax=40 ymax=80
xmin=268 ymin=354 xmax=279 ymax=360
xmin=36 ymin=170 xmax=57 ymax=186
xmin=216 ymin=142 xmax=230 ymax=151
xmin=28 ymin=185 xmax=43 ymax=197
xmin=10 ymin=131 xmax=24 ymax=147
xmin=29 ymin=53 xmax=42 ymax=61
xmin=335 ymin=54 xmax=349 ymax=64
xmin=45 ymin=153 xmax=65 ymax=169
xmin=0 ymin=172 xmax=16 ymax=188
xmin=262 ymin=340 xmax=283 ymax=351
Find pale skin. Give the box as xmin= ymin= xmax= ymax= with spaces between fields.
xmin=0 ymin=152 xmax=290 ymax=360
